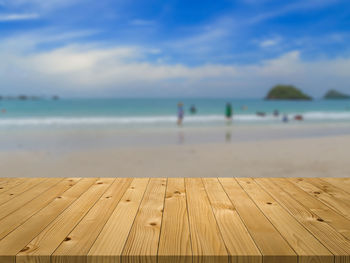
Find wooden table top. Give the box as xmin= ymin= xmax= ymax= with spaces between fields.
xmin=0 ymin=177 xmax=349 ymax=263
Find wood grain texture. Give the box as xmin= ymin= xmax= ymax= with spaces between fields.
xmin=306 ymin=178 xmax=350 ymax=216
xmin=0 ymin=178 xmax=349 ymax=263
xmin=121 ymin=178 xmax=167 ymax=263
xmin=0 ymin=178 xmax=96 ymax=263
xmin=0 ymin=178 xmax=46 ymax=206
xmin=219 ymin=178 xmax=297 ymax=263
xmin=256 ymin=178 xmax=350 ymax=263
xmin=16 ymin=178 xmax=115 ymax=263
xmin=322 ymin=178 xmax=350 ymax=194
xmin=0 ymin=178 xmax=80 ymax=241
xmin=0 ymin=178 xmax=9 ymax=185
xmin=88 ymin=178 xmax=150 ymax=263
xmin=236 ymin=178 xmax=333 ymax=263
xmin=52 ymin=178 xmax=132 ymax=263
xmin=289 ymin=178 xmax=350 ymax=220
xmin=185 ymin=178 xmax=228 ymax=263
xmin=0 ymin=178 xmax=55 ymax=220
xmin=0 ymin=178 xmax=26 ymax=195
xmin=202 ymin=178 xmax=261 ymax=263
xmin=158 ymin=178 xmax=192 ymax=263
xmin=267 ymin=178 xmax=350 ymax=241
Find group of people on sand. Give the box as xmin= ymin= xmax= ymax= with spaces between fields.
xmin=177 ymin=102 xmax=234 ymax=126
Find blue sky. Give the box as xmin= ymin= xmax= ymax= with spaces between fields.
xmin=0 ymin=0 xmax=349 ymax=97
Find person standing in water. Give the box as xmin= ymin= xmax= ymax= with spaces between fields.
xmin=177 ymin=102 xmax=184 ymax=126
xmin=190 ymin=104 xmax=197 ymax=114
xmin=225 ymin=103 xmax=233 ymax=122
xmin=225 ymin=103 xmax=233 ymax=143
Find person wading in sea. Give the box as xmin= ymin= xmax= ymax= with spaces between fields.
xmin=177 ymin=102 xmax=184 ymax=126
xmin=225 ymin=103 xmax=233 ymax=123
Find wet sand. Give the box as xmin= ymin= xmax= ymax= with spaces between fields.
xmin=1 ymin=134 xmax=349 ymax=178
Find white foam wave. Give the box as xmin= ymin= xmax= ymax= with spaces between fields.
xmin=302 ymin=111 xmax=350 ymax=120
xmin=0 ymin=112 xmax=349 ymax=127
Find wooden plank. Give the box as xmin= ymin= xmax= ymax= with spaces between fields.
xmin=185 ymin=178 xmax=228 ymax=263
xmin=307 ymin=178 xmax=350 ymax=199
xmin=88 ymin=178 xmax=150 ymax=263
xmin=306 ymin=178 xmax=350 ymax=213
xmin=236 ymin=178 xmax=333 ymax=263
xmin=219 ymin=178 xmax=296 ymax=263
xmin=0 ymin=178 xmax=80 ymax=241
xmin=0 ymin=178 xmax=9 ymax=185
xmin=322 ymin=178 xmax=350 ymax=194
xmin=202 ymin=178 xmax=261 ymax=263
xmin=269 ymin=178 xmax=350 ymax=241
xmin=16 ymin=178 xmax=116 ymax=263
xmin=289 ymin=178 xmax=350 ymax=220
xmin=0 ymin=177 xmax=349 ymax=262
xmin=0 ymin=178 xmax=97 ymax=263
xmin=121 ymin=178 xmax=167 ymax=263
xmin=52 ymin=178 xmax=133 ymax=263
xmin=0 ymin=178 xmax=61 ymax=220
xmin=256 ymin=178 xmax=350 ymax=263
xmin=158 ymin=178 xmax=192 ymax=263
xmin=0 ymin=178 xmax=25 ymax=195
xmin=0 ymin=178 xmax=14 ymax=188
xmin=0 ymin=178 xmax=47 ymax=207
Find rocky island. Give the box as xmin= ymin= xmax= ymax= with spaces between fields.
xmin=323 ymin=89 xmax=350 ymax=99
xmin=265 ymin=85 xmax=312 ymax=100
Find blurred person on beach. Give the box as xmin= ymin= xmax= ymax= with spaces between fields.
xmin=283 ymin=114 xmax=289 ymax=123
xmin=177 ymin=102 xmax=184 ymax=126
xmin=241 ymin=105 xmax=248 ymax=111
xmin=225 ymin=103 xmax=233 ymax=141
xmin=190 ymin=105 xmax=197 ymax=114
xmin=225 ymin=103 xmax=233 ymax=123
xmin=294 ymin=114 xmax=303 ymax=121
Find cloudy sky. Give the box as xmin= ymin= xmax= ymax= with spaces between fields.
xmin=0 ymin=0 xmax=349 ymax=97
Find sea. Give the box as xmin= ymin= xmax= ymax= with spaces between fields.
xmin=0 ymin=98 xmax=350 ymax=129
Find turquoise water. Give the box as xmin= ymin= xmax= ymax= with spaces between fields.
xmin=0 ymin=98 xmax=350 ymax=128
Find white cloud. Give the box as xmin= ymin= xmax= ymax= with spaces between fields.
xmin=0 ymin=33 xmax=350 ymax=97
xmin=0 ymin=13 xmax=38 ymax=21
xmin=167 ymin=16 xmax=235 ymax=58
xmin=260 ymin=37 xmax=281 ymax=48
xmin=0 ymin=0 xmax=84 ymax=20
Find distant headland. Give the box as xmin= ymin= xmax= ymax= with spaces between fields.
xmin=0 ymin=95 xmax=59 ymax=101
xmin=323 ymin=89 xmax=350 ymax=100
xmin=265 ymin=85 xmax=312 ymax=100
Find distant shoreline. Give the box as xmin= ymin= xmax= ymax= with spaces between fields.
xmin=0 ymin=95 xmax=59 ymax=101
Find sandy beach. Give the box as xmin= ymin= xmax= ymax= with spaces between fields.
xmin=1 ymin=127 xmax=349 ymax=178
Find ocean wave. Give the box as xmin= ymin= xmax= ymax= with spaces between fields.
xmin=0 ymin=112 xmax=349 ymax=126
xmin=302 ymin=111 xmax=350 ymax=120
